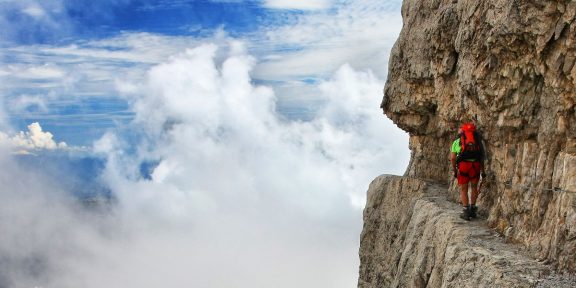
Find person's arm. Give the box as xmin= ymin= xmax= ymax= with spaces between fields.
xmin=450 ymin=138 xmax=459 ymax=178
xmin=450 ymin=152 xmax=457 ymax=178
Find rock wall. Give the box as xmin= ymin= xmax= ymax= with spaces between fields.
xmin=359 ymin=0 xmax=576 ymax=286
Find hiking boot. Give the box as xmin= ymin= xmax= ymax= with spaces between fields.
xmin=459 ymin=206 xmax=471 ymax=221
xmin=470 ymin=205 xmax=478 ymax=219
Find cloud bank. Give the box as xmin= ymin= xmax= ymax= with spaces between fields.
xmin=0 ymin=41 xmax=408 ymax=287
xmin=0 ymin=0 xmax=408 ymax=286
xmin=100 ymin=42 xmax=408 ymax=287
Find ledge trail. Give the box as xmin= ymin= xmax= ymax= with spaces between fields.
xmin=358 ymin=175 xmax=576 ymax=288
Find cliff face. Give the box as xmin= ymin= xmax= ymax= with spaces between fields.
xmin=359 ymin=0 xmax=576 ymax=286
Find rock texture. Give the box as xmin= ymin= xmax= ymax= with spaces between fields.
xmin=359 ymin=176 xmax=557 ymax=287
xmin=359 ymin=0 xmax=576 ymax=286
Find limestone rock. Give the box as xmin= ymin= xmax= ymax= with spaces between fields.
xmin=359 ymin=0 xmax=576 ymax=286
xmin=358 ymin=176 xmax=574 ymax=287
xmin=377 ymin=0 xmax=575 ymax=271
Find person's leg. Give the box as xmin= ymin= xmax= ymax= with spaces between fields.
xmin=459 ymin=182 xmax=472 ymax=220
xmin=469 ymin=162 xmax=481 ymax=218
xmin=470 ymin=181 xmax=479 ymax=205
xmin=469 ymin=181 xmax=479 ymax=218
xmin=457 ymin=162 xmax=470 ymax=206
xmin=457 ymin=162 xmax=472 ymax=221
xmin=460 ymin=183 xmax=469 ymax=206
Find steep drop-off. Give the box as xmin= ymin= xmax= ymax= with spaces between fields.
xmin=359 ymin=0 xmax=576 ymax=286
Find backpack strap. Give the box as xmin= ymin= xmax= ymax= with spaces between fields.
xmin=459 ymin=133 xmax=466 ymax=152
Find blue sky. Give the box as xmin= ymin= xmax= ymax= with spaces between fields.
xmin=2 ymin=0 xmax=293 ymax=44
xmin=0 ymin=1 xmax=408 ymax=287
xmin=1 ymin=0 xmax=403 ymax=146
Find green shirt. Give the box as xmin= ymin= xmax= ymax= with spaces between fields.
xmin=451 ymin=138 xmax=461 ymax=154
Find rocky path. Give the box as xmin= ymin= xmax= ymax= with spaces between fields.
xmin=358 ymin=175 xmax=576 ymax=288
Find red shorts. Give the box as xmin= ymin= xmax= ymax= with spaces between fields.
xmin=457 ymin=161 xmax=481 ymax=185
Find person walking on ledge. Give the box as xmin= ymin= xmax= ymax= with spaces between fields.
xmin=451 ymin=122 xmax=486 ymax=221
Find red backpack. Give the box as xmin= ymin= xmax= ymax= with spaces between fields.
xmin=458 ymin=123 xmax=482 ymax=162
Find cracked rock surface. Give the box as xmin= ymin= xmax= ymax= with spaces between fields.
xmin=364 ymin=0 xmax=576 ymax=280
xmin=358 ymin=176 xmax=575 ymax=287
xmin=359 ymin=0 xmax=576 ymax=285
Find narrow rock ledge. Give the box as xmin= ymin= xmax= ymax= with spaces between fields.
xmin=358 ymin=175 xmax=576 ymax=288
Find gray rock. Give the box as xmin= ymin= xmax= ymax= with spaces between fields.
xmin=359 ymin=176 xmax=560 ymax=287
xmin=359 ymin=0 xmax=576 ymax=285
xmin=373 ymin=0 xmax=576 ymax=274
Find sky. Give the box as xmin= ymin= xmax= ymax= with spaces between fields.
xmin=0 ymin=0 xmax=408 ymax=287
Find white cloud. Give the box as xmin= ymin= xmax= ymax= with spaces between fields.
xmin=21 ymin=64 xmax=65 ymax=79
xmin=263 ymin=0 xmax=331 ymax=10
xmin=22 ymin=4 xmax=46 ymax=17
xmin=0 ymin=0 xmax=70 ymax=44
xmin=0 ymin=1 xmax=409 ymax=286
xmin=254 ymin=0 xmax=403 ymax=81
xmin=0 ymin=40 xmax=408 ymax=287
xmin=0 ymin=95 xmax=6 ymax=131
xmin=0 ymin=122 xmax=67 ymax=151
xmin=0 ymin=33 xmax=209 ymax=97
xmin=88 ymin=42 xmax=407 ymax=287
xmin=8 ymin=94 xmax=48 ymax=113
xmin=0 ymin=34 xmax=206 ymax=143
xmin=0 ymin=152 xmax=114 ymax=287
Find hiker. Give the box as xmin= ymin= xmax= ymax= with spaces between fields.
xmin=450 ymin=122 xmax=486 ymax=221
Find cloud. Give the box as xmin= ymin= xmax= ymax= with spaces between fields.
xmin=0 ymin=0 xmax=403 ymax=142
xmin=247 ymin=0 xmax=403 ymax=122
xmin=0 ymin=0 xmax=144 ymax=44
xmin=254 ymin=0 xmax=403 ymax=81
xmin=0 ymin=33 xmax=206 ymax=145
xmin=0 ymin=40 xmax=409 ymax=287
xmin=1 ymin=33 xmax=207 ymax=94
xmin=0 ymin=1 xmax=409 ymax=286
xmin=0 ymin=122 xmax=67 ymax=151
xmin=0 ymin=0 xmax=71 ymax=44
xmin=91 ymin=41 xmax=407 ymax=287
xmin=21 ymin=4 xmax=46 ymax=17
xmin=7 ymin=94 xmax=48 ymax=113
xmin=263 ymin=0 xmax=331 ymax=10
xmin=1 ymin=64 xmax=65 ymax=80
xmin=0 ymin=150 xmax=118 ymax=287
